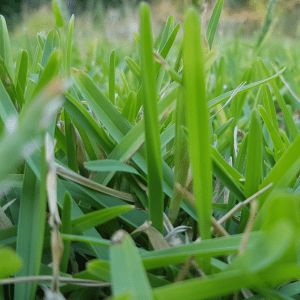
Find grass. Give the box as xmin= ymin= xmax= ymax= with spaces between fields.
xmin=0 ymin=0 xmax=300 ymax=299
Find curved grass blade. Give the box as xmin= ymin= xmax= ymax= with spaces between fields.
xmin=40 ymin=29 xmax=60 ymax=70
xmin=206 ymin=0 xmax=224 ymax=49
xmin=71 ymin=205 xmax=134 ymax=232
xmin=64 ymin=92 xmax=114 ymax=154
xmin=125 ymin=56 xmax=141 ymax=79
xmin=110 ymin=230 xmax=153 ymax=300
xmin=31 ymin=50 xmax=61 ymax=101
xmin=72 ymin=68 xmax=132 ymax=142
xmin=184 ymin=8 xmax=212 ymax=245
xmin=208 ymin=67 xmax=285 ymax=109
xmin=211 ymin=147 xmax=245 ymax=201
xmin=140 ymin=3 xmax=164 ymax=233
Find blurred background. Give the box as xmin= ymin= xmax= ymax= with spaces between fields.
xmin=0 ymin=0 xmax=299 ymax=44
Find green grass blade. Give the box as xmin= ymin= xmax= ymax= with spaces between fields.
xmin=206 ymin=0 xmax=224 ymax=49
xmin=60 ymin=192 xmax=72 ymax=273
xmin=155 ymin=23 xmax=181 ymax=73
xmin=122 ymin=91 xmax=137 ymax=124
xmin=258 ymin=59 xmax=298 ymax=139
xmin=31 ymin=50 xmax=61 ymax=101
xmin=64 ymin=110 xmax=79 ymax=172
xmin=211 ymin=147 xmax=245 ymax=201
xmin=72 ymin=69 xmax=132 ymax=142
xmin=110 ymin=230 xmax=153 ymax=300
xmin=140 ymin=3 xmax=164 ymax=233
xmin=72 ymin=205 xmax=134 ymax=232
xmin=40 ymin=29 xmax=60 ymax=70
xmin=0 ymin=57 xmax=19 ymax=109
xmin=109 ymin=49 xmax=116 ymax=104
xmin=52 ymin=0 xmax=65 ymax=27
xmin=244 ymin=109 xmax=263 ymax=197
xmin=184 ymin=8 xmax=212 ymax=245
xmin=61 ymin=234 xmax=110 ymax=247
xmin=258 ymin=105 xmax=285 ymax=159
xmin=262 ymin=84 xmax=279 ymax=133
xmin=86 ymin=160 xmax=139 ymax=175
xmin=259 ymin=134 xmax=300 ymax=204
xmin=15 ymin=50 xmax=28 ymax=108
xmin=158 ymin=15 xmax=174 ymax=52
xmin=141 ymin=232 xmax=261 ymax=270
xmin=124 ymin=56 xmax=141 ymax=79
xmin=65 ymin=15 xmax=75 ymax=76
xmin=168 ymin=86 xmax=189 ymax=224
xmin=208 ymin=67 xmax=285 ymax=109
xmin=0 ymin=15 xmax=13 ymax=78
xmin=15 ymin=148 xmax=48 ymax=300
xmin=0 ymin=77 xmax=18 ymax=122
xmin=0 ymin=247 xmax=22 ymax=279
xmin=64 ymin=92 xmax=114 ymax=154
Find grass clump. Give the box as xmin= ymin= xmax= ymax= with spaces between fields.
xmin=0 ymin=1 xmax=300 ymax=299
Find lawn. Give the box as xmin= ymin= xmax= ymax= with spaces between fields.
xmin=1 ymin=0 xmax=300 ymax=299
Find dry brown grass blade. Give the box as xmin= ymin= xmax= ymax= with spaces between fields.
xmin=55 ymin=163 xmax=135 ymax=203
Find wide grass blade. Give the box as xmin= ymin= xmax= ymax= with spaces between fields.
xmin=0 ymin=247 xmax=22 ymax=279
xmin=71 ymin=205 xmax=134 ymax=232
xmin=139 ymin=3 xmax=164 ymax=233
xmin=183 ymin=8 xmax=212 ymax=245
xmin=15 ymin=152 xmax=48 ymax=300
xmin=110 ymin=230 xmax=153 ymax=300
